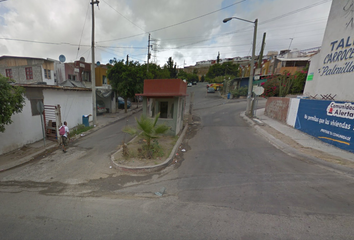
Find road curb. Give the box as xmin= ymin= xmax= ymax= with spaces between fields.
xmin=110 ymin=123 xmax=189 ymax=173
xmin=0 ymin=142 xmax=57 ymax=172
xmin=241 ymin=111 xmax=354 ymax=177
xmin=71 ymin=107 xmax=143 ymax=141
xmin=0 ymin=108 xmax=143 ymax=172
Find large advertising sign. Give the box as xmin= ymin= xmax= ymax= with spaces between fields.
xmin=295 ymin=99 xmax=354 ymax=153
xmin=304 ymin=1 xmax=354 ymax=101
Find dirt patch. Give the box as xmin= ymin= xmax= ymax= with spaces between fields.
xmin=260 ymin=125 xmax=354 ymax=169
xmin=168 ymin=115 xmax=202 ymax=168
xmin=113 ymin=135 xmax=178 ymax=167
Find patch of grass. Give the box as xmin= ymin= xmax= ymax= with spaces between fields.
xmin=71 ymin=124 xmax=93 ymax=136
xmin=124 ymin=148 xmax=137 ymax=160
xmin=115 ymin=134 xmax=176 ymax=167
xmin=124 ymin=140 xmax=165 ymax=160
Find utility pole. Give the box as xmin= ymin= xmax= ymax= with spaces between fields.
xmin=258 ymin=32 xmax=266 ymax=68
xmin=246 ymin=19 xmax=258 ymax=118
xmin=126 ymin=54 xmax=129 ymax=65
xmin=147 ymin=34 xmax=151 ymax=72
xmin=91 ymin=0 xmax=99 ymax=125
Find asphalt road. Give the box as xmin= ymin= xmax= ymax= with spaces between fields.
xmin=0 ymin=83 xmax=354 ymax=239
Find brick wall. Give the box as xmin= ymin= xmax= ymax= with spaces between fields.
xmin=264 ymin=97 xmax=290 ymax=123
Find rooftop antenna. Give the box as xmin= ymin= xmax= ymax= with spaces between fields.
xmin=288 ymin=38 xmax=294 ymax=50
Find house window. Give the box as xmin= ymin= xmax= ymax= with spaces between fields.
xmin=82 ymin=71 xmax=90 ymax=81
xmin=25 ymin=67 xmax=33 ymax=80
xmin=44 ymin=69 xmax=51 ymax=79
xmin=5 ymin=69 xmax=12 ymax=79
xmin=30 ymin=99 xmax=43 ymax=116
xmin=159 ymin=101 xmax=168 ymax=118
xmin=68 ymin=74 xmax=76 ymax=81
xmin=102 ymin=75 xmax=107 ymax=84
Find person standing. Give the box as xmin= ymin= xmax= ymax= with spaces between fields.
xmin=59 ymin=121 xmax=70 ymax=153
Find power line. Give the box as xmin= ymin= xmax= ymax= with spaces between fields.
xmin=100 ymin=0 xmax=146 ymax=33
xmin=261 ymin=0 xmax=331 ymax=25
xmin=96 ymin=0 xmax=247 ymax=43
xmin=0 ymin=37 xmax=90 ymax=47
xmin=148 ymin=0 xmax=247 ymax=33
xmin=76 ymin=2 xmax=91 ymax=60
xmin=158 ymin=0 xmax=330 ymax=52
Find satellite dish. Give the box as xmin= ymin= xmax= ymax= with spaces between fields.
xmin=96 ymin=61 xmax=101 ymax=66
xmin=59 ymin=55 xmax=66 ymax=63
xmin=80 ymin=57 xmax=85 ymax=62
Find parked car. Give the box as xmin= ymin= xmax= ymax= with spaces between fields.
xmin=96 ymin=100 xmax=106 ymax=114
xmin=118 ymin=97 xmax=131 ymax=109
xmin=187 ymin=82 xmax=192 ymax=87
xmin=209 ymin=83 xmax=223 ymax=91
xmin=207 ymin=87 xmax=215 ymax=93
xmin=192 ymin=81 xmax=197 ymax=85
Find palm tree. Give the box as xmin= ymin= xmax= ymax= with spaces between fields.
xmin=123 ymin=113 xmax=170 ymax=149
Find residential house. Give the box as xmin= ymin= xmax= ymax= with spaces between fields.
xmin=95 ymin=64 xmax=116 ymax=113
xmin=0 ymin=55 xmax=56 ymax=85
xmin=272 ymin=49 xmax=314 ymax=75
xmin=64 ymin=59 xmax=91 ymax=87
xmin=95 ymin=64 xmax=109 ymax=86
xmin=0 ymin=84 xmax=92 ymax=155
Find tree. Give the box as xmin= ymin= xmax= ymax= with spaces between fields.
xmin=144 ymin=63 xmax=170 ymax=79
xmin=177 ymin=70 xmax=188 ymax=80
xmin=206 ymin=62 xmax=239 ymax=80
xmin=222 ymin=62 xmax=239 ymax=76
xmin=165 ymin=57 xmax=178 ymax=78
xmin=201 ymin=75 xmax=205 ymax=82
xmin=107 ymin=60 xmax=145 ymax=113
xmin=177 ymin=70 xmax=198 ymax=83
xmin=206 ymin=63 xmax=224 ymax=79
xmin=123 ymin=113 xmax=170 ymax=149
xmin=217 ymin=52 xmax=220 ymax=64
xmin=0 ymin=75 xmax=25 ymax=132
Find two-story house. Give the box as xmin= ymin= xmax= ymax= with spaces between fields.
xmin=0 ymin=55 xmax=57 ymax=85
xmin=64 ymin=59 xmax=91 ymax=88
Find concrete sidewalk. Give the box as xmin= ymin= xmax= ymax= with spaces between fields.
xmin=0 ymin=104 xmax=142 ymax=172
xmin=242 ymin=108 xmax=354 ymax=174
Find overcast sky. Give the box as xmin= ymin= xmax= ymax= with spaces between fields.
xmin=0 ymin=0 xmax=332 ymax=67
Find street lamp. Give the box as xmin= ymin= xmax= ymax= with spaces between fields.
xmin=223 ymin=17 xmax=258 ymax=118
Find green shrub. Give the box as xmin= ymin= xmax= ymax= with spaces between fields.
xmin=71 ymin=124 xmax=93 ymax=136
xmin=291 ymin=67 xmax=308 ymax=94
xmin=231 ymin=86 xmax=248 ymax=98
xmin=262 ymin=71 xmax=294 ymax=98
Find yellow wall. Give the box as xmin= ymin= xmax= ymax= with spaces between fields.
xmin=95 ymin=66 xmax=108 ymax=86
xmin=262 ymin=61 xmax=270 ymax=75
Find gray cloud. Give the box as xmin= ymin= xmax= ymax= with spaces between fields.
xmin=0 ymin=0 xmax=331 ymax=67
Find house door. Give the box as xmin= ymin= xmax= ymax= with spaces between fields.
xmin=43 ymin=105 xmax=61 ymax=144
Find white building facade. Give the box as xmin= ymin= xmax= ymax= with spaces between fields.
xmin=304 ymin=1 xmax=354 ymax=101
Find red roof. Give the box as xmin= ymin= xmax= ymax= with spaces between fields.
xmin=136 ymin=79 xmax=187 ymax=97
